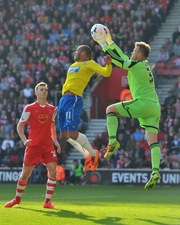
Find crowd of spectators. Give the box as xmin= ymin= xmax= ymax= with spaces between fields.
xmin=157 ymin=25 xmax=180 ymax=62
xmin=0 ymin=0 xmax=178 ymax=170
xmin=156 ymin=23 xmax=180 ymax=75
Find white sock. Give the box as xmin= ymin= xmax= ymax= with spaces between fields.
xmin=76 ymin=133 xmax=96 ymax=156
xmin=67 ymin=138 xmax=90 ymax=158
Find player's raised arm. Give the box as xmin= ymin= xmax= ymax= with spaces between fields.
xmin=91 ymin=24 xmax=129 ymax=60
xmin=104 ymin=55 xmax=140 ymax=72
xmin=104 ymin=54 xmax=112 ymax=64
xmin=103 ymin=27 xmax=129 ymax=60
xmin=90 ymin=57 xmax=112 ymax=77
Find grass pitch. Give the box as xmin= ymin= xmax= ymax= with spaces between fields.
xmin=0 ymin=184 xmax=180 ymax=225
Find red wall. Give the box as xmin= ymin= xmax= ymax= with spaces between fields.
xmin=91 ymin=68 xmax=128 ymax=118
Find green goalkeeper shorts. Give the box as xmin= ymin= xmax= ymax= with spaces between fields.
xmin=115 ymin=99 xmax=161 ymax=134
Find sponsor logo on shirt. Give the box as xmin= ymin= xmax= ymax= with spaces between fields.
xmin=38 ymin=114 xmax=48 ymax=123
xmin=68 ymin=66 xmax=80 ymax=73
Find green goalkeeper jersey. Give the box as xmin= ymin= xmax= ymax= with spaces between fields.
xmin=103 ymin=43 xmax=159 ymax=103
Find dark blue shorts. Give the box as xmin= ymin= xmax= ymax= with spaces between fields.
xmin=57 ymin=94 xmax=83 ymax=132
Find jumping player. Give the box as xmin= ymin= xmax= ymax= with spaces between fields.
xmin=57 ymin=45 xmax=112 ymax=172
xmin=4 ymin=82 xmax=60 ymax=208
xmin=93 ymin=27 xmax=161 ymax=190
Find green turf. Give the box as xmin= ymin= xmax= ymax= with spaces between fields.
xmin=0 ymin=184 xmax=180 ymax=225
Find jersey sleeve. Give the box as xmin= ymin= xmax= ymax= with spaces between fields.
xmin=116 ymin=59 xmax=141 ymax=71
xmin=103 ymin=43 xmax=129 ymax=59
xmin=90 ymin=60 xmax=112 ymax=77
xmin=103 ymin=46 xmax=141 ymax=72
xmin=102 ymin=43 xmax=131 ymax=68
xmin=19 ymin=105 xmax=31 ymax=122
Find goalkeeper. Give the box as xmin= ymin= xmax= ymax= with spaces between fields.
xmin=93 ymin=27 xmax=161 ymax=190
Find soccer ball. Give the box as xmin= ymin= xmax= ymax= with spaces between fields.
xmin=91 ymin=23 xmax=107 ymax=42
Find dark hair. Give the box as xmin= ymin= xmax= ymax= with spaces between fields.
xmin=79 ymin=45 xmax=92 ymax=59
xmin=135 ymin=41 xmax=151 ymax=58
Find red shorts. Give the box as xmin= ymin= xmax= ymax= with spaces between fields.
xmin=23 ymin=145 xmax=57 ymax=166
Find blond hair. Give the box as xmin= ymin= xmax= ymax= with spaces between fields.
xmin=135 ymin=41 xmax=151 ymax=58
xmin=35 ymin=82 xmax=48 ymax=92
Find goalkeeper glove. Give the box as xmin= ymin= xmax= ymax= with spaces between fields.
xmin=94 ymin=37 xmax=107 ymax=47
xmin=104 ymin=26 xmax=114 ymax=46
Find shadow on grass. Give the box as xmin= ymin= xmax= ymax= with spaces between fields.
xmin=17 ymin=207 xmax=124 ymax=225
xmin=136 ymin=218 xmax=179 ymax=225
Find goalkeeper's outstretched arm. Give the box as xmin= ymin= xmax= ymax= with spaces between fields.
xmin=103 ymin=47 xmax=125 ymax=68
xmin=91 ymin=24 xmax=129 ymax=67
xmin=92 ymin=25 xmax=129 ymax=60
xmin=102 ymin=43 xmax=129 ymax=61
xmin=103 ymin=27 xmax=129 ymax=59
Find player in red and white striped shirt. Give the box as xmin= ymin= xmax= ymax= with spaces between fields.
xmin=4 ymin=82 xmax=61 ymax=209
